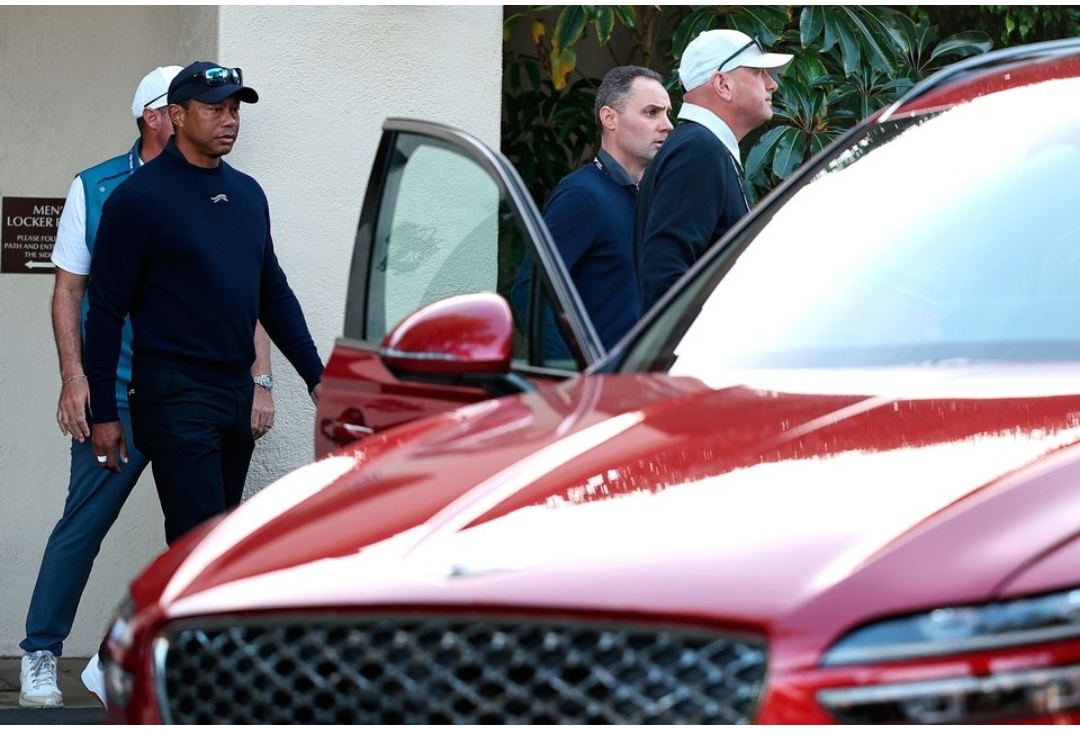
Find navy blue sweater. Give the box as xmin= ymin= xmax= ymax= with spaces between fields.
xmin=85 ymin=140 xmax=323 ymax=423
xmin=634 ymin=120 xmax=749 ymax=310
xmin=543 ymin=156 xmax=640 ymax=350
xmin=510 ymin=153 xmax=640 ymax=357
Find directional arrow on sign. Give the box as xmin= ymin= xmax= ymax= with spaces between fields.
xmin=26 ymin=261 xmax=55 ymax=269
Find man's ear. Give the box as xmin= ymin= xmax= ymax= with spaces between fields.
xmin=713 ymin=72 xmax=735 ymax=102
xmin=141 ymin=106 xmax=164 ymax=130
xmin=598 ymin=105 xmax=618 ymax=132
xmin=166 ymin=103 xmax=184 ymax=130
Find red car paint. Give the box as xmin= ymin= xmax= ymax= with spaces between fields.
xmin=109 ymin=368 xmax=1080 ymax=723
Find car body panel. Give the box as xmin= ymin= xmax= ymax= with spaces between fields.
xmin=145 ymin=368 xmax=1080 ymax=676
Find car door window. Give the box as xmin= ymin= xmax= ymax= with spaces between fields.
xmin=372 ymin=142 xmax=500 ymax=334
xmin=343 ymin=120 xmax=604 ymax=372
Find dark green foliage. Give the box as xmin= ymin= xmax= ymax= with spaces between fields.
xmin=502 ymin=5 xmax=1009 ymax=207
xmin=501 ymin=51 xmax=601 ymax=206
xmin=925 ymin=5 xmax=1080 ymax=46
xmin=667 ymin=6 xmax=993 ymax=202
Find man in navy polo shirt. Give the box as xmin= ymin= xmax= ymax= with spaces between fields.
xmin=514 ymin=65 xmax=672 ymax=360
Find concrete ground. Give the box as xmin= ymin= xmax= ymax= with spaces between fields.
xmin=0 ymin=656 xmax=104 ymax=724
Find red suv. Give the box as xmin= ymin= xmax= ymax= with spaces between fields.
xmin=104 ymin=40 xmax=1080 ymax=724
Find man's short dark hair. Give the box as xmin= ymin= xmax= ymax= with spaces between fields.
xmin=594 ymin=65 xmax=664 ymax=129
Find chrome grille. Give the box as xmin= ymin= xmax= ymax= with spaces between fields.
xmin=156 ymin=615 xmax=767 ymax=724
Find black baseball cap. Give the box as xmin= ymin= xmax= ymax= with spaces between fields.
xmin=167 ymin=61 xmax=259 ymax=105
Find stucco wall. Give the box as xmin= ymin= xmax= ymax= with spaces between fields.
xmin=0 ymin=5 xmax=501 ymax=658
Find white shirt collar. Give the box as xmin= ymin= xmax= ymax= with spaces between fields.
xmin=677 ymin=103 xmax=741 ymax=164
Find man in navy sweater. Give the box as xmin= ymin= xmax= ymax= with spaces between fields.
xmin=635 ymin=30 xmax=792 ymax=311
xmin=85 ymin=61 xmax=324 ymax=545
xmin=514 ymin=65 xmax=672 ymax=360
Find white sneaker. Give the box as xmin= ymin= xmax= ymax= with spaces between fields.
xmin=81 ymin=652 xmax=107 ymax=709
xmin=19 ymin=650 xmax=63 ymax=708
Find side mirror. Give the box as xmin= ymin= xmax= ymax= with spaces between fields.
xmin=378 ymin=293 xmax=533 ymax=396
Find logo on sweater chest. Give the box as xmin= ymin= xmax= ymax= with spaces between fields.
xmin=210 ymin=194 xmax=229 ymax=203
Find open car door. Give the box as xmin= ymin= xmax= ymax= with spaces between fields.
xmin=316 ymin=119 xmax=604 ymax=457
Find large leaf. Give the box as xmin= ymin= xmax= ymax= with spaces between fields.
xmin=930 ymin=31 xmax=994 ymax=62
xmin=553 ymin=6 xmax=587 ymax=53
xmin=807 ymin=129 xmax=832 ymax=158
xmin=504 ymin=13 xmax=521 ymax=43
xmin=820 ymin=9 xmax=840 ymax=54
xmin=745 ymin=125 xmax=789 ymax=179
xmin=613 ymin=5 xmax=637 ymax=31
xmin=771 ymin=83 xmax=805 ymax=129
xmin=550 ymin=46 xmax=577 ymax=91
xmin=833 ymin=6 xmax=896 ymax=74
xmin=799 ymin=6 xmax=825 ymax=46
xmin=593 ymin=6 xmax=615 ymax=46
xmin=834 ymin=12 xmax=867 ymax=75
xmin=887 ymin=13 xmax=934 ymax=74
xmin=807 ymin=6 xmax=900 ymax=76
xmin=771 ymin=127 xmax=805 ymax=180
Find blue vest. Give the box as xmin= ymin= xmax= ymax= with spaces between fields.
xmin=79 ymin=140 xmax=141 ymax=407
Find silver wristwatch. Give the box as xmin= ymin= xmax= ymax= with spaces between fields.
xmin=254 ymin=374 xmax=274 ymax=391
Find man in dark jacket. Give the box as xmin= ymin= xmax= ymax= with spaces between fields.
xmin=635 ymin=29 xmax=792 ymax=310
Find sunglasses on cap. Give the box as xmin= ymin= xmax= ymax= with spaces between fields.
xmin=197 ymin=66 xmax=244 ymax=86
xmin=167 ymin=66 xmax=244 ymax=99
xmin=717 ymin=36 xmax=764 ymax=73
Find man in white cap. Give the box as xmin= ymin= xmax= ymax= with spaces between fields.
xmin=634 ymin=29 xmax=792 ymax=310
xmin=17 ymin=65 xmax=276 ymax=710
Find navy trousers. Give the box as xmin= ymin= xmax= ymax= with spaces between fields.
xmin=21 ymin=407 xmax=149 ymax=657
xmin=130 ymin=367 xmax=254 ymax=545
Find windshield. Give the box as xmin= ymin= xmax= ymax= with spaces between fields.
xmin=623 ymin=77 xmax=1080 ymax=377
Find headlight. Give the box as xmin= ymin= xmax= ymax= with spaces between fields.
xmin=817 ymin=663 xmax=1080 ymax=723
xmin=817 ymin=588 xmax=1080 ymax=723
xmin=822 ymin=588 xmax=1080 ymax=666
xmin=103 ymin=593 xmax=137 ymax=708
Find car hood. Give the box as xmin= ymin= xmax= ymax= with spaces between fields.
xmin=146 ymin=365 xmax=1080 ymax=670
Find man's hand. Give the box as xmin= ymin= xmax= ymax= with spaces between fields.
xmin=310 ymin=383 xmax=322 ymax=405
xmin=52 ymin=268 xmax=92 ymax=441
xmin=57 ymin=376 xmax=91 ymax=441
xmin=251 ymin=385 xmax=276 ymax=439
xmin=91 ymin=420 xmax=128 ymax=473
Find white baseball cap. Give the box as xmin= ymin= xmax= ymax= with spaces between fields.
xmin=131 ymin=65 xmax=183 ymax=119
xmin=678 ymin=30 xmax=793 ymax=91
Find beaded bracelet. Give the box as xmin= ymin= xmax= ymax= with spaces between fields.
xmin=62 ymin=373 xmax=88 ymax=386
